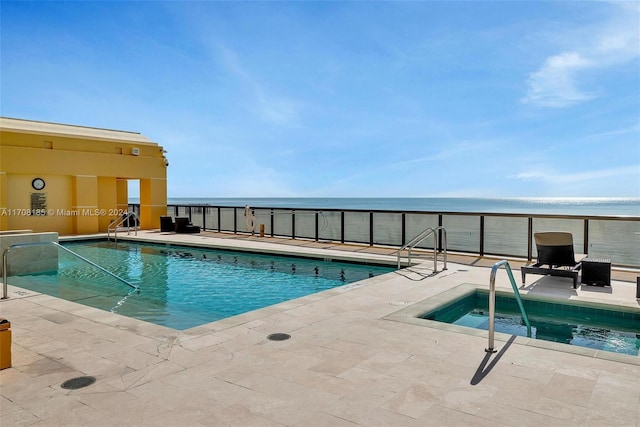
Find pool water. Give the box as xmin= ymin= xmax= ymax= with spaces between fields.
xmin=421 ymin=290 xmax=640 ymax=356
xmin=9 ymin=240 xmax=394 ymax=329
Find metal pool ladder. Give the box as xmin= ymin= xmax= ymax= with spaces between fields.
xmin=2 ymin=241 xmax=137 ymax=299
xmin=486 ymin=260 xmax=531 ymax=353
xmin=107 ymin=211 xmax=138 ymax=242
xmin=396 ymin=226 xmax=447 ymax=272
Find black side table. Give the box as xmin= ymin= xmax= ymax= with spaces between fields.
xmin=581 ymin=257 xmax=611 ymax=287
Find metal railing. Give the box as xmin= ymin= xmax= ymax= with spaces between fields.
xmin=397 ymin=226 xmax=447 ymax=271
xmin=107 ymin=212 xmax=138 ymax=242
xmin=2 ymin=241 xmax=137 ymax=299
xmin=128 ymin=203 xmax=640 ymax=267
xmin=486 ymin=260 xmax=531 ymax=353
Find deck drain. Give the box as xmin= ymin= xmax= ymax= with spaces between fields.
xmin=267 ymin=333 xmax=291 ymax=341
xmin=61 ymin=376 xmax=96 ymax=390
xmin=389 ymin=301 xmax=413 ymax=306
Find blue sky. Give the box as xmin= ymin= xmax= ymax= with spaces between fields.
xmin=2 ymin=1 xmax=639 ymax=198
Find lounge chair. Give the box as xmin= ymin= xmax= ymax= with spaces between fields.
xmin=521 ymin=232 xmax=583 ymax=289
xmin=175 ymin=217 xmax=200 ymax=234
xmin=160 ymin=216 xmax=174 ymax=232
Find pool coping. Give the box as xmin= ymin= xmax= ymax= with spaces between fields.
xmin=60 ymin=234 xmax=401 ymax=267
xmin=383 ymin=283 xmax=640 ymax=366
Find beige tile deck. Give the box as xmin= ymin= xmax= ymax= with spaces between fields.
xmin=1 ymin=231 xmax=639 ymax=426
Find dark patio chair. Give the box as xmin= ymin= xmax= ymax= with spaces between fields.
xmin=175 ymin=217 xmax=200 ymax=234
xmin=160 ymin=216 xmax=174 ymax=232
xmin=521 ymin=232 xmax=583 ymax=289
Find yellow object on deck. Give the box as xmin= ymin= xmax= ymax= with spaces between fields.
xmin=0 ymin=318 xmax=11 ymax=370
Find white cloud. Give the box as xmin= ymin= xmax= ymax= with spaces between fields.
xmin=523 ymin=2 xmax=640 ymax=108
xmin=512 ymin=164 xmax=639 ymax=184
xmin=523 ymin=52 xmax=595 ymax=107
xmin=388 ymin=139 xmax=499 ymax=170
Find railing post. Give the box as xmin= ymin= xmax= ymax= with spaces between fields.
xmin=527 ymin=217 xmax=533 ymax=261
xmin=233 ymin=208 xmax=237 ymax=234
xmin=202 ymin=206 xmax=206 ymax=231
xmin=270 ymin=209 xmax=274 ymax=237
xmin=583 ymin=219 xmax=589 ymax=255
xmin=217 ymin=207 xmax=221 ymax=232
xmin=315 ymin=211 xmax=319 ymax=242
xmin=292 ymin=210 xmax=296 ymax=239
xmin=340 ymin=211 xmax=345 ymax=244
xmin=401 ymin=213 xmax=406 ymax=246
xmin=369 ymin=212 xmax=374 ymax=246
xmin=479 ymin=216 xmax=485 ymax=256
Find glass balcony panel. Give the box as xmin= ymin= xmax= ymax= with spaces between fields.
xmin=318 ymin=211 xmax=342 ymax=242
xmin=235 ymin=208 xmax=259 ymax=234
xmin=219 ymin=208 xmax=235 ymax=232
xmin=204 ymin=207 xmax=218 ymax=230
xmin=373 ymin=212 xmax=403 ymax=246
xmin=344 ymin=212 xmax=370 ymax=244
xmin=295 ymin=210 xmax=316 ymax=239
xmin=484 ymin=216 xmax=528 ymax=257
xmin=588 ymin=219 xmax=640 ymax=266
xmin=253 ymin=209 xmax=272 ymax=235
xmin=442 ymin=215 xmax=480 ymax=253
xmin=273 ymin=210 xmax=293 ymax=237
xmin=190 ymin=207 xmax=204 ymax=228
xmin=405 ymin=214 xmax=439 ymax=249
xmin=177 ymin=206 xmax=189 ymax=217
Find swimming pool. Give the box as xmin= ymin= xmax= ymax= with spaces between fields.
xmin=420 ymin=289 xmax=640 ymax=356
xmin=8 ymin=240 xmax=394 ymax=329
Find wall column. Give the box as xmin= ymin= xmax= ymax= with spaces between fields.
xmin=72 ymin=175 xmax=99 ymax=234
xmin=97 ymin=177 xmax=117 ymax=232
xmin=139 ymin=177 xmax=166 ymax=230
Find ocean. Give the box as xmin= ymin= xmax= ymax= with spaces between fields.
xmin=130 ymin=197 xmax=640 ymax=217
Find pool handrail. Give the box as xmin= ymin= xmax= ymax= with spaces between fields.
xmin=107 ymin=211 xmax=138 ymax=242
xmin=2 ymin=241 xmax=137 ymax=299
xmin=396 ymin=226 xmax=447 ymax=271
xmin=486 ymin=260 xmax=531 ymax=353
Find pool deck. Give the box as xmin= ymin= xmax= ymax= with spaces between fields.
xmin=1 ymin=230 xmax=639 ymax=426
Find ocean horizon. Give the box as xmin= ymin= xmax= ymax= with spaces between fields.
xmin=129 ymin=197 xmax=640 ymax=217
